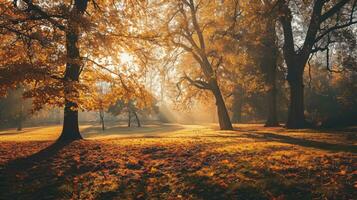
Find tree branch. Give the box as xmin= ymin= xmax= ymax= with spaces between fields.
xmin=320 ymin=0 xmax=350 ymax=22
xmin=18 ymin=0 xmax=66 ymax=31
xmin=180 ymin=73 xmax=211 ymax=90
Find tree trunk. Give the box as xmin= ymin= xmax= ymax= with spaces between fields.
xmin=57 ymin=0 xmax=88 ymax=142
xmin=264 ymin=62 xmax=279 ymax=127
xmin=279 ymin=2 xmax=324 ymax=129
xmin=100 ymin=110 xmax=105 ymax=131
xmin=261 ymin=20 xmax=280 ymax=127
xmin=210 ymin=80 xmax=233 ymax=130
xmin=59 ymin=101 xmax=82 ymax=141
xmin=286 ymin=68 xmax=308 ymax=129
xmin=133 ymin=111 xmax=141 ymax=127
xmin=58 ymin=31 xmax=82 ymax=141
xmin=265 ymin=81 xmax=279 ymax=127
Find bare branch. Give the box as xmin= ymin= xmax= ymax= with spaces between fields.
xmin=180 ymin=73 xmax=211 ymax=90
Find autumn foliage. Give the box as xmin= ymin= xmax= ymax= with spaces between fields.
xmin=0 ymin=0 xmax=356 ymax=199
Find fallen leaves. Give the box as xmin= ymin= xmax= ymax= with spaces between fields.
xmin=0 ymin=126 xmax=356 ymax=199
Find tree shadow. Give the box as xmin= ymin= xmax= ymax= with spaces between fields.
xmin=244 ymin=132 xmax=357 ymax=153
xmin=180 ymin=158 xmax=312 ymax=200
xmin=0 ymin=140 xmax=72 ymax=200
xmin=181 ymin=173 xmax=307 ymax=200
xmin=8 ymin=141 xmax=70 ymax=169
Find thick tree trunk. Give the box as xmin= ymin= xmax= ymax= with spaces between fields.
xmin=210 ymin=80 xmax=233 ymax=130
xmin=58 ymin=31 xmax=82 ymax=141
xmin=264 ymin=65 xmax=279 ymax=127
xmin=261 ymin=21 xmax=280 ymax=127
xmin=133 ymin=111 xmax=141 ymax=127
xmin=279 ymin=2 xmax=324 ymax=129
xmin=286 ymin=68 xmax=308 ymax=129
xmin=59 ymin=101 xmax=82 ymax=141
xmin=265 ymin=82 xmax=279 ymax=127
xmin=57 ymin=0 xmax=88 ymax=142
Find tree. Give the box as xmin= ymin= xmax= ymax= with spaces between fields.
xmin=304 ymin=26 xmax=357 ymax=127
xmin=206 ymin=0 xmax=282 ymax=126
xmin=277 ymin=0 xmax=357 ymax=128
xmin=95 ymin=83 xmax=108 ymax=131
xmin=108 ymin=100 xmax=143 ymax=128
xmin=164 ymin=0 xmax=233 ymax=130
xmin=0 ymin=0 xmax=90 ymax=141
xmin=0 ymin=0 xmax=154 ymax=141
xmin=238 ymin=1 xmax=281 ymax=126
xmin=257 ymin=20 xmax=280 ymax=127
xmin=107 ymin=82 xmax=154 ymax=128
xmin=59 ymin=0 xmax=89 ymax=141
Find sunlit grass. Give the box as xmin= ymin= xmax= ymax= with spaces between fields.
xmin=0 ymin=123 xmax=356 ymax=199
xmin=0 ymin=125 xmax=62 ymax=141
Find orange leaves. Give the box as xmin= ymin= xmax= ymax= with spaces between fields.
xmin=1 ymin=125 xmax=357 ymax=199
xmin=0 ymin=0 xmax=159 ymax=115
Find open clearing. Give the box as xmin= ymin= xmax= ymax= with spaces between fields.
xmin=0 ymin=124 xmax=356 ymax=199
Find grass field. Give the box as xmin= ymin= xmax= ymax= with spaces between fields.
xmin=0 ymin=123 xmax=356 ymax=199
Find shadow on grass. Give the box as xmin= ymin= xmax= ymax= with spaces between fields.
xmin=0 ymin=140 xmax=72 ymax=200
xmin=244 ymin=132 xmax=357 ymax=153
xmin=7 ymin=141 xmax=70 ymax=169
xmin=94 ymin=150 xmax=313 ymax=200
xmin=181 ymin=174 xmax=312 ymax=200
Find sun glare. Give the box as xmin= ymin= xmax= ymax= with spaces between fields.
xmin=119 ymin=52 xmax=133 ymax=64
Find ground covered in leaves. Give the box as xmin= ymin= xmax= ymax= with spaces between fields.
xmin=0 ymin=124 xmax=356 ymax=200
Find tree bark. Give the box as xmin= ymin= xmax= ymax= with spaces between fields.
xmin=278 ymin=1 xmax=328 ymax=129
xmin=60 ymin=101 xmax=82 ymax=141
xmin=264 ymin=79 xmax=279 ymax=127
xmin=264 ymin=60 xmax=279 ymax=127
xmin=210 ymin=80 xmax=233 ymax=130
xmin=263 ymin=23 xmax=280 ymax=127
xmin=285 ymin=65 xmax=309 ymax=128
xmin=58 ymin=0 xmax=88 ymax=141
xmin=58 ymin=29 xmax=82 ymax=141
xmin=245 ymin=18 xmax=280 ymax=127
